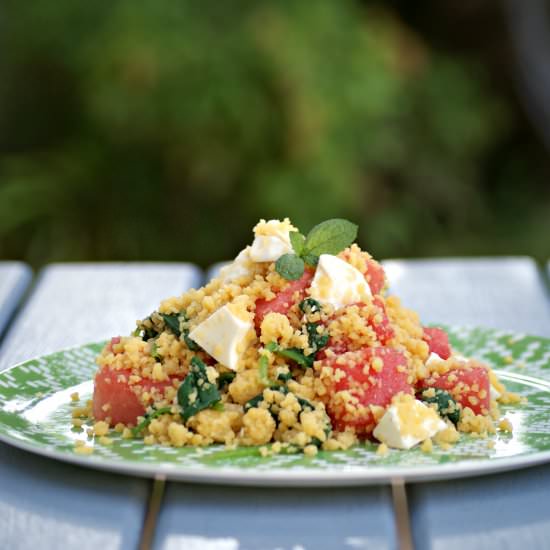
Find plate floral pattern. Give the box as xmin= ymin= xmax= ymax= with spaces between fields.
xmin=1 ymin=325 xmax=550 ymax=486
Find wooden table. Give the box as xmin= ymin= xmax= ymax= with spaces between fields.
xmin=0 ymin=258 xmax=549 ymax=550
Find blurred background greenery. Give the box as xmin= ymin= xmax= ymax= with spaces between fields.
xmin=1 ymin=0 xmax=549 ymax=268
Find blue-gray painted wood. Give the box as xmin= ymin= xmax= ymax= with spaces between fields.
xmin=0 ymin=262 xmax=204 ymax=550
xmin=383 ymin=257 xmax=550 ymax=337
xmin=399 ymin=258 xmax=550 ymax=550
xmin=154 ymin=484 xmax=397 ymax=550
xmin=159 ymin=262 xmax=398 ymax=550
xmin=0 ymin=262 xmax=202 ymax=371
xmin=0 ymin=262 xmax=32 ymax=339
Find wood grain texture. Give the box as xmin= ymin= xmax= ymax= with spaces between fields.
xmin=0 ymin=262 xmax=203 ymax=550
xmin=0 ymin=262 xmax=202 ymax=371
xmin=401 ymin=258 xmax=550 ymax=550
xmin=0 ymin=262 xmax=32 ymax=339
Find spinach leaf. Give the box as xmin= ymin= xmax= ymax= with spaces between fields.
xmin=177 ymin=356 xmax=221 ymax=422
xmin=266 ymin=341 xmax=314 ymax=368
xmin=306 ymin=322 xmax=329 ymax=353
xmin=299 ymin=298 xmax=322 ymax=315
xmin=132 ymin=407 xmax=172 ymax=437
xmin=419 ymin=388 xmax=461 ymax=425
xmin=161 ymin=313 xmax=182 ymax=336
xmin=218 ymin=371 xmax=236 ymax=387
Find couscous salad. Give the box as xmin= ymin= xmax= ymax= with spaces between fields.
xmin=89 ymin=219 xmax=521 ymax=456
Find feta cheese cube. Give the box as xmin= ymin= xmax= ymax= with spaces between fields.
xmin=218 ymin=248 xmax=253 ymax=284
xmin=309 ymin=254 xmax=372 ymax=310
xmin=188 ymin=304 xmax=253 ymax=370
xmin=249 ymin=219 xmax=294 ymax=262
xmin=426 ymin=352 xmax=443 ymax=367
xmin=373 ymin=396 xmax=447 ymax=450
xmin=249 ymin=235 xmax=293 ymax=262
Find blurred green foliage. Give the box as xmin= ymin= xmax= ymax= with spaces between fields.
xmin=0 ymin=0 xmax=548 ymax=267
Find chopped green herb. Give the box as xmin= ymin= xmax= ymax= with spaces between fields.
xmin=302 ymin=218 xmax=358 ymax=257
xmin=275 ymin=253 xmax=305 ymax=281
xmin=299 ymin=298 xmax=322 ymax=315
xmin=306 ymin=322 xmax=329 ymax=353
xmin=419 ymin=388 xmax=461 ymax=425
xmin=211 ymin=401 xmax=225 ymax=412
xmin=218 ymin=372 xmax=236 ymax=387
xmin=183 ymin=330 xmax=200 ymax=351
xmin=275 ymin=218 xmax=357 ymax=280
xmin=177 ymin=356 xmax=222 ymax=422
xmin=277 ymin=371 xmax=293 ymax=382
xmin=132 ymin=407 xmax=172 ymax=437
xmin=160 ymin=313 xmax=182 ymax=336
xmin=265 ymin=341 xmax=314 ymax=368
xmin=258 ymin=354 xmax=272 ymax=386
xmin=289 ymin=231 xmax=306 ymax=255
xmin=150 ymin=341 xmax=161 ymax=360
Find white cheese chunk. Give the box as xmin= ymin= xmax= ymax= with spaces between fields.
xmin=218 ymin=248 xmax=253 ymax=284
xmin=249 ymin=220 xmax=295 ymax=262
xmin=309 ymin=254 xmax=372 ymax=310
xmin=425 ymin=352 xmax=443 ymax=367
xmin=188 ymin=304 xmax=252 ymax=371
xmin=373 ymin=398 xmax=447 ymax=450
xmin=249 ymin=234 xmax=293 ymax=262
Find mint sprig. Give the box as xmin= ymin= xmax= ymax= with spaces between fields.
xmin=276 ymin=218 xmax=358 ymax=280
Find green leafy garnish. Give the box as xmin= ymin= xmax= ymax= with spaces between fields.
xmin=258 ymin=354 xmax=273 ymax=386
xmin=299 ymin=298 xmax=322 ymax=315
xmin=419 ymin=388 xmax=461 ymax=425
xmin=275 ymin=254 xmax=305 ymax=281
xmin=160 ymin=312 xmax=200 ymax=351
xmin=160 ymin=313 xmax=182 ymax=336
xmin=150 ymin=341 xmax=161 ymax=360
xmin=306 ymin=322 xmax=329 ymax=353
xmin=276 ymin=218 xmax=358 ymax=280
xmin=132 ymin=407 xmax=172 ymax=437
xmin=277 ymin=370 xmax=293 ymax=382
xmin=183 ymin=331 xmax=200 ymax=351
xmin=289 ymin=231 xmax=306 ymax=255
xmin=218 ymin=372 xmax=236 ymax=387
xmin=177 ymin=356 xmax=222 ymax=422
xmin=266 ymin=341 xmax=314 ymax=368
xmin=302 ymin=218 xmax=358 ymax=257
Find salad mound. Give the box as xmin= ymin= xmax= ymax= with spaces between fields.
xmin=90 ymin=218 xmax=520 ymax=456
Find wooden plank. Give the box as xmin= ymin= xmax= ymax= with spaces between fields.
xmin=383 ymin=257 xmax=550 ymax=336
xmin=397 ymin=258 xmax=550 ymax=550
xmin=0 ymin=262 xmax=32 ymax=339
xmin=157 ymin=261 xmax=398 ymax=550
xmin=0 ymin=262 xmax=203 ymax=550
xmin=154 ymin=484 xmax=398 ymax=550
xmin=0 ymin=262 xmax=202 ymax=371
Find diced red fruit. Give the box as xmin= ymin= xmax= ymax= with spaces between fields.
xmin=106 ymin=336 xmax=122 ymax=353
xmin=317 ymin=299 xmax=394 ymax=359
xmin=371 ymin=297 xmax=394 ymax=344
xmin=93 ymin=365 xmax=179 ymax=425
xmin=423 ymin=327 xmax=451 ymax=360
xmin=424 ymin=365 xmax=490 ymax=415
xmin=365 ymin=259 xmax=385 ymax=295
xmin=321 ymin=347 xmax=412 ymax=437
xmin=254 ymin=268 xmax=314 ymax=330
xmin=337 ymin=250 xmax=386 ymax=295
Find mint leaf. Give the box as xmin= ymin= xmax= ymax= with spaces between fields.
xmin=301 ymin=253 xmax=319 ymax=267
xmin=289 ymin=231 xmax=306 ymax=255
xmin=275 ymin=253 xmax=305 ymax=280
xmin=303 ymin=219 xmax=358 ymax=257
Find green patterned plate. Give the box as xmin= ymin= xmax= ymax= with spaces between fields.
xmin=1 ymin=326 xmax=550 ymax=486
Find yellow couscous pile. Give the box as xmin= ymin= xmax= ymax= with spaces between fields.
xmin=84 ymin=218 xmax=520 ymax=455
